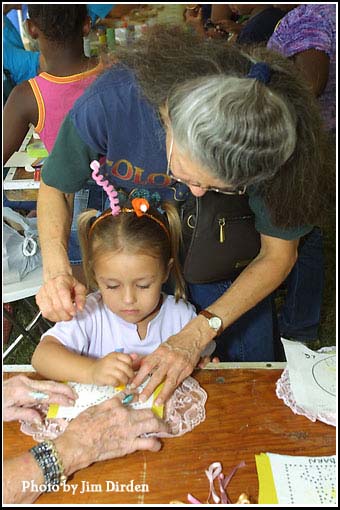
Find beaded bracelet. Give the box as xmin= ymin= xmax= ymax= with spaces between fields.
xmin=30 ymin=440 xmax=67 ymax=489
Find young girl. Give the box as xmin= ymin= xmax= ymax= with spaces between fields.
xmin=32 ymin=167 xmax=214 ymax=386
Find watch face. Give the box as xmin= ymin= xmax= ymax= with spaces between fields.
xmin=209 ymin=317 xmax=222 ymax=331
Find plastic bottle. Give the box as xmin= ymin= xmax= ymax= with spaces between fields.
xmin=97 ymin=26 xmax=107 ymax=49
xmin=106 ymin=27 xmax=115 ymax=50
xmin=84 ymin=29 xmax=100 ymax=57
xmin=83 ymin=35 xmax=91 ymax=57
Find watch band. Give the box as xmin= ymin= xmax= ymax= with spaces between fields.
xmin=199 ymin=309 xmax=224 ymax=336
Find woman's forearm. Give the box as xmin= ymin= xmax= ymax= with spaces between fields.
xmin=37 ymin=181 xmax=74 ymax=281
xmin=3 ymin=427 xmax=89 ymax=504
xmin=4 ymin=452 xmax=45 ymax=504
xmin=207 ymin=240 xmax=298 ymax=333
xmin=31 ymin=338 xmax=95 ymax=384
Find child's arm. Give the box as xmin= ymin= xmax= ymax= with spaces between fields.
xmin=31 ymin=336 xmax=135 ymax=386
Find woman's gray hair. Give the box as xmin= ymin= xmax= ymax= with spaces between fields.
xmin=167 ymin=75 xmax=297 ymax=187
xmin=112 ymin=25 xmax=334 ymax=229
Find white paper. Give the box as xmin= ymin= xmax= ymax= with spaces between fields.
xmin=50 ymin=382 xmax=123 ymax=419
xmin=268 ymin=452 xmax=337 ymax=505
xmin=281 ymin=339 xmax=336 ymax=417
xmin=4 ymin=152 xmax=37 ymax=168
xmin=49 ymin=377 xmax=157 ymax=419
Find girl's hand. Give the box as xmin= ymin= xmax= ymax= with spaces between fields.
xmin=90 ymin=352 xmax=135 ymax=386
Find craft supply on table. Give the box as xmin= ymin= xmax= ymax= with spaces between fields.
xmin=26 ymin=140 xmax=49 ymax=159
xmin=276 ymin=339 xmax=336 ymax=425
xmin=20 ymin=376 xmax=207 ymax=441
xmin=256 ymin=452 xmax=337 ymax=505
xmin=184 ymin=461 xmax=249 ymax=505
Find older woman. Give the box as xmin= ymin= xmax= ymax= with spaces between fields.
xmin=35 ymin=25 xmax=332 ymax=405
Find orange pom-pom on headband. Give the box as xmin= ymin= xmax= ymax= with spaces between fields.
xmin=131 ymin=198 xmax=149 ymax=217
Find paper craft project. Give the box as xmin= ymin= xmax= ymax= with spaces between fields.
xmin=20 ymin=376 xmax=207 ymax=441
xmin=4 ymin=151 xmax=38 ymax=169
xmin=47 ymin=377 xmax=164 ymax=420
xmin=256 ymin=452 xmax=337 ymax=505
xmin=276 ymin=340 xmax=336 ymax=426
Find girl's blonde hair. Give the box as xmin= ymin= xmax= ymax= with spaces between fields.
xmin=78 ymin=201 xmax=186 ymax=302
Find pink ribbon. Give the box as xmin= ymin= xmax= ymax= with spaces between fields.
xmin=205 ymin=461 xmax=223 ymax=503
xmin=187 ymin=460 xmax=246 ymax=504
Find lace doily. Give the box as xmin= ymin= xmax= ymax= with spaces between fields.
xmin=20 ymin=376 xmax=207 ymax=441
xmin=276 ymin=348 xmax=336 ymax=427
xmin=149 ymin=375 xmax=207 ymax=438
xmin=19 ymin=403 xmax=69 ymax=441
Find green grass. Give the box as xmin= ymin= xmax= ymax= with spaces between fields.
xmin=3 ymin=297 xmax=51 ymax=365
xmin=3 ymin=218 xmax=336 ymax=364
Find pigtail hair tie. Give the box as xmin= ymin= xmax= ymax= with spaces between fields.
xmin=247 ymin=62 xmax=271 ymax=84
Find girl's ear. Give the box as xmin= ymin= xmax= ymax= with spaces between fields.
xmin=162 ymin=258 xmax=173 ymax=283
xmin=82 ymin=15 xmax=92 ymax=37
xmin=25 ymin=19 xmax=39 ymax=40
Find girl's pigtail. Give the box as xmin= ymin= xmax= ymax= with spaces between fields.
xmin=163 ymin=202 xmax=187 ymax=302
xmin=77 ymin=209 xmax=99 ymax=291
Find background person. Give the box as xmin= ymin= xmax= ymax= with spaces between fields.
xmin=3 ymin=4 xmax=43 ymax=102
xmin=3 ymin=4 xmax=99 ymax=164
xmin=214 ymin=4 xmax=286 ymax=45
xmin=267 ymin=3 xmax=336 ymax=344
xmin=3 ymin=4 xmax=101 ymax=262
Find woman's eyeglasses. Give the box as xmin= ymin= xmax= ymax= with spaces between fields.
xmin=166 ymin=137 xmax=246 ymax=196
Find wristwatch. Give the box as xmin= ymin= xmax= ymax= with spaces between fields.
xmin=199 ymin=309 xmax=223 ymax=336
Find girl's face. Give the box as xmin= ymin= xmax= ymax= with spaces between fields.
xmin=94 ymin=251 xmax=170 ymax=325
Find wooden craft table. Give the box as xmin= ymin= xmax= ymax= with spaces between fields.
xmin=3 ymin=364 xmax=336 ymax=504
xmin=4 ymin=167 xmax=39 ymax=202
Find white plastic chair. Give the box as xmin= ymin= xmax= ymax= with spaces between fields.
xmin=3 ymin=266 xmax=52 ymax=360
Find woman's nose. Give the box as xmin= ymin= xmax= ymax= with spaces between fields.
xmin=189 ymin=185 xmax=207 ymax=197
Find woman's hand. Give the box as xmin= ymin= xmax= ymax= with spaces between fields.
xmin=36 ymin=274 xmax=87 ymax=322
xmin=131 ymin=317 xmax=213 ymax=405
xmin=3 ymin=375 xmax=77 ymax=423
xmin=197 ymin=355 xmax=221 ymax=369
xmin=214 ymin=18 xmax=243 ymax=34
xmin=89 ymin=352 xmax=136 ymax=386
xmin=184 ymin=6 xmax=202 ymax=26
xmin=55 ymin=397 xmax=169 ymax=475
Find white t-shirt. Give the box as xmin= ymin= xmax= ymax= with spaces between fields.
xmin=41 ymin=291 xmax=202 ymax=358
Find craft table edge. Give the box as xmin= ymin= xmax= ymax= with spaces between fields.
xmin=3 ymin=364 xmax=336 ymax=505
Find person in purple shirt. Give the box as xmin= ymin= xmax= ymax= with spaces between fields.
xmin=267 ymin=3 xmax=336 ymax=345
xmin=268 ymin=3 xmax=336 ymax=133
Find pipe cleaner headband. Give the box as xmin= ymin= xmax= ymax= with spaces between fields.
xmin=89 ymin=160 xmax=169 ymax=239
xmin=90 ymin=160 xmax=121 ymax=215
xmin=247 ymin=62 xmax=271 ymax=84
